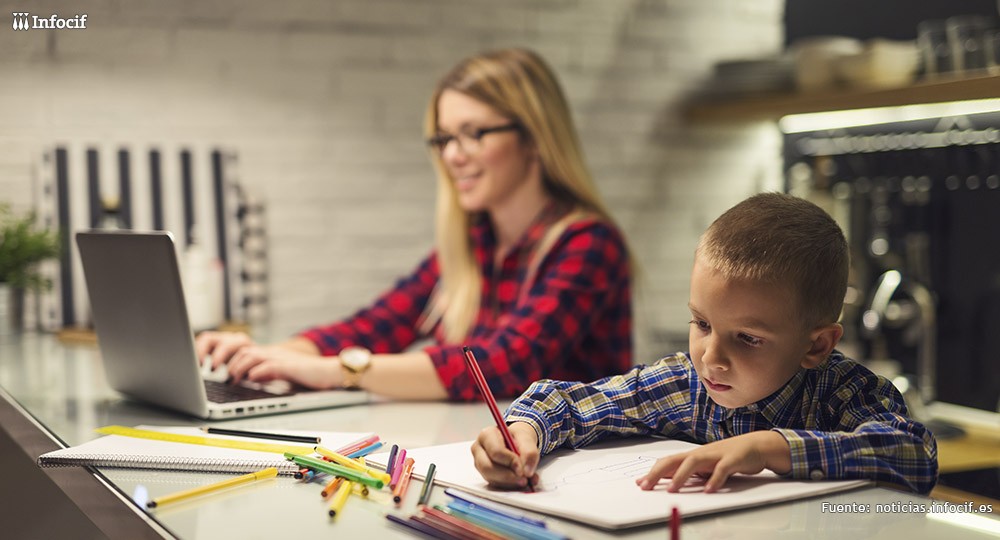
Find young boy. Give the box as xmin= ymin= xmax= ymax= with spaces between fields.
xmin=472 ymin=193 xmax=938 ymax=495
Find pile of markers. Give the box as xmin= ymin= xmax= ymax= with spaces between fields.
xmin=387 ymin=488 xmax=569 ymax=540
xmin=139 ymin=430 xmax=390 ymax=512
xmin=289 ymin=438 xmax=433 ymax=519
xmin=287 ymin=435 xmax=576 ymax=539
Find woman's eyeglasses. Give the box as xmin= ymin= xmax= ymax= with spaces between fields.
xmin=426 ymin=123 xmax=521 ymax=156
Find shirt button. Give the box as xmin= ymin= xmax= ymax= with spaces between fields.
xmin=810 ymin=469 xmax=825 ymax=481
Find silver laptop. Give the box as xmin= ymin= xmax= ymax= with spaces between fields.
xmin=76 ymin=230 xmax=369 ymax=419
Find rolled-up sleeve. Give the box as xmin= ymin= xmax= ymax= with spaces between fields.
xmin=774 ymin=373 xmax=938 ymax=494
xmin=299 ymin=254 xmax=438 ymax=355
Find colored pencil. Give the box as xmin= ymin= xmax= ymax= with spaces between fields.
xmin=464 ymin=346 xmax=534 ymax=491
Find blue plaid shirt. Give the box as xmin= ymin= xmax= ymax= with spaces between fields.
xmin=505 ymin=351 xmax=938 ymax=494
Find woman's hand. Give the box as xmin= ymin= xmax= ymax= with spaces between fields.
xmin=636 ymin=431 xmax=791 ymax=493
xmin=225 ymin=345 xmax=341 ymax=389
xmin=194 ymin=331 xmax=256 ymax=371
xmin=471 ymin=422 xmax=541 ymax=489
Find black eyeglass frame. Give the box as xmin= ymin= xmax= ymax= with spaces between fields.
xmin=425 ymin=123 xmax=522 ymax=155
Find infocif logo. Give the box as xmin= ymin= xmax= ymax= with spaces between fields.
xmin=12 ymin=12 xmax=88 ymax=31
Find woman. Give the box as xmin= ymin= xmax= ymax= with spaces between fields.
xmin=197 ymin=48 xmax=633 ymax=401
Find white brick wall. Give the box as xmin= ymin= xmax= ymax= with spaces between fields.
xmin=0 ymin=0 xmax=785 ymax=363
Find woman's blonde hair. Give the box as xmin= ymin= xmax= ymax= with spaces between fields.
xmin=421 ymin=48 xmax=626 ymax=342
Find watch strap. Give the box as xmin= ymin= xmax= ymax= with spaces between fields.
xmin=340 ymin=347 xmax=372 ymax=390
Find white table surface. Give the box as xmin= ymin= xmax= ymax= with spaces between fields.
xmin=3 ymin=332 xmax=999 ymax=539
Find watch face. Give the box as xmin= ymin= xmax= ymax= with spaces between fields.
xmin=340 ymin=347 xmax=371 ymax=372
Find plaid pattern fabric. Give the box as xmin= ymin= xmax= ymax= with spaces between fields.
xmin=506 ymin=351 xmax=938 ymax=494
xmin=300 ymin=210 xmax=632 ymax=401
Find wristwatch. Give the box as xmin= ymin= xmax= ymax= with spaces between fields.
xmin=339 ymin=346 xmax=372 ymax=390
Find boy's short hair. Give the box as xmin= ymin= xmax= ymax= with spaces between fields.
xmin=696 ymin=193 xmax=849 ymax=327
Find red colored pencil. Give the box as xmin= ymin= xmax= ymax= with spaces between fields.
xmin=671 ymin=506 xmax=681 ymax=540
xmin=463 ymin=346 xmax=534 ymax=492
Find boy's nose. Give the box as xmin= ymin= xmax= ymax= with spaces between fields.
xmin=701 ymin=341 xmax=730 ymax=371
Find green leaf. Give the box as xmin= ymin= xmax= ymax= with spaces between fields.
xmin=0 ymin=203 xmax=61 ymax=291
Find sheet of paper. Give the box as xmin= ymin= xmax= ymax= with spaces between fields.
xmin=369 ymin=437 xmax=869 ymax=530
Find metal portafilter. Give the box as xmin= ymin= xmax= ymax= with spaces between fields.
xmin=862 ymin=270 xmax=964 ymax=439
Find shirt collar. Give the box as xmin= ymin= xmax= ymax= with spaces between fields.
xmin=470 ymin=213 xmax=495 ymax=262
xmin=705 ymin=367 xmax=808 ymax=425
xmin=750 ymin=369 xmax=807 ymax=424
xmin=750 ymin=351 xmax=843 ymax=423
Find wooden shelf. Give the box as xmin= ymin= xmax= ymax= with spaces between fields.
xmin=936 ymin=422 xmax=1000 ymax=474
xmin=684 ymin=73 xmax=1000 ymax=122
xmin=931 ymin=421 xmax=1000 ymax=513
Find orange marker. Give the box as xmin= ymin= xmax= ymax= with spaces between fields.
xmin=392 ymin=457 xmax=416 ymax=505
xmin=321 ymin=476 xmax=344 ymax=499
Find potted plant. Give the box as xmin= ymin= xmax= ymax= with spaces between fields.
xmin=0 ymin=203 xmax=60 ymax=334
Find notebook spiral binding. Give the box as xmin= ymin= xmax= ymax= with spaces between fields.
xmin=37 ymin=454 xmax=300 ymax=476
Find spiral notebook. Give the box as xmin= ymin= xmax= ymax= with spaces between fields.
xmin=37 ymin=425 xmax=374 ymax=476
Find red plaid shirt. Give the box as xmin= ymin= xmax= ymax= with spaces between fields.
xmin=300 ymin=210 xmax=633 ymax=401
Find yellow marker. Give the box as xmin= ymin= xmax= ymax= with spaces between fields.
xmin=328 ymin=480 xmax=353 ymax=518
xmin=321 ymin=476 xmax=344 ymax=499
xmin=147 ymin=467 xmax=278 ymax=508
xmin=97 ymin=425 xmax=312 ymax=455
xmin=314 ymin=445 xmax=391 ymax=484
xmin=354 ymin=483 xmax=370 ymax=498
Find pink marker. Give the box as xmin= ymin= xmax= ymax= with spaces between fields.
xmin=389 ymin=448 xmax=407 ymax=488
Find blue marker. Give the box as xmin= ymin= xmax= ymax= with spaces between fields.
xmin=348 ymin=441 xmax=384 ymax=459
xmin=445 ymin=501 xmax=568 ymax=540
xmin=444 ymin=488 xmax=547 ymax=527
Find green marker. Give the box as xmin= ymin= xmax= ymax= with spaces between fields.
xmin=284 ymin=453 xmax=385 ymax=490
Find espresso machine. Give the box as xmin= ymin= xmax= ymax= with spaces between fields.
xmin=784 ymin=111 xmax=1000 ymax=437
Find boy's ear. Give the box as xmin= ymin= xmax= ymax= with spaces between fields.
xmin=802 ymin=323 xmax=844 ymax=369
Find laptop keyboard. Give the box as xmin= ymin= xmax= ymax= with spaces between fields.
xmin=203 ymin=379 xmax=286 ymax=403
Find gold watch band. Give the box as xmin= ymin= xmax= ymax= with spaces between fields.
xmin=341 ymin=365 xmax=366 ymax=390
xmin=339 ymin=347 xmax=372 ymax=390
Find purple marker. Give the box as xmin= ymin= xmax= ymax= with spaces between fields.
xmin=385 ymin=444 xmax=399 ymax=476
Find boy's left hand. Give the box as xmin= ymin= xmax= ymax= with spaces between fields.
xmin=637 ymin=431 xmax=792 ymax=493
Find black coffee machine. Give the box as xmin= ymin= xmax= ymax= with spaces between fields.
xmin=784 ymin=111 xmax=1000 ymax=432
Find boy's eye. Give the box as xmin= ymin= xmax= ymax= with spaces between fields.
xmin=738 ymin=333 xmax=763 ymax=347
xmin=689 ymin=319 xmax=710 ymax=332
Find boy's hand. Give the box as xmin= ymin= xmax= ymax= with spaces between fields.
xmin=637 ymin=431 xmax=792 ymax=493
xmin=471 ymin=422 xmax=540 ymax=489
